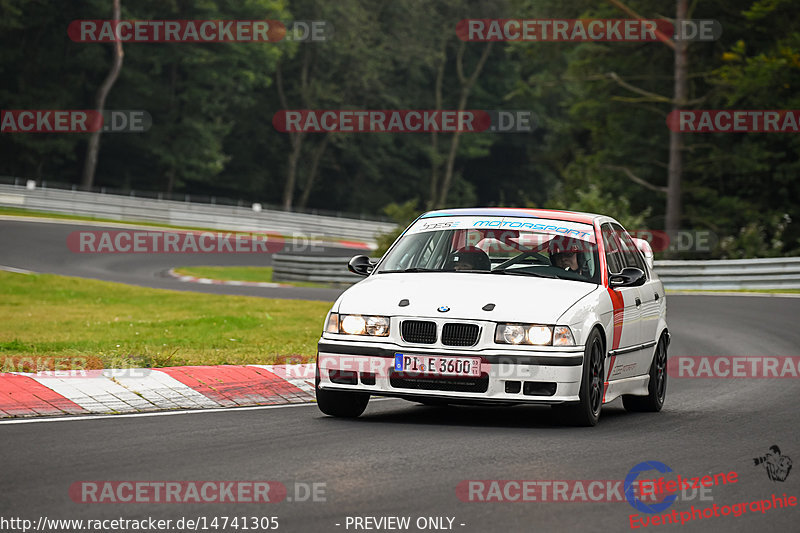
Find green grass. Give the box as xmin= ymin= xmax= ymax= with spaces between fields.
xmin=0 ymin=271 xmax=331 ymax=368
xmin=173 ymin=266 xmax=328 ymax=288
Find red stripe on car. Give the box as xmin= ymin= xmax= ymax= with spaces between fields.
xmin=607 ymin=288 xmax=624 ymax=350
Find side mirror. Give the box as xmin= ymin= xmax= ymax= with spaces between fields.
xmin=348 ymin=255 xmax=374 ymax=276
xmin=631 ymin=237 xmax=654 ymax=269
xmin=610 ymin=267 xmax=646 ymax=288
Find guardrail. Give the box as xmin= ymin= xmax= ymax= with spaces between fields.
xmin=271 ymin=254 xmax=369 ymax=285
xmin=271 ymin=254 xmax=800 ymax=291
xmin=654 ymin=257 xmax=800 ymax=290
xmin=0 ymin=183 xmax=396 ymax=245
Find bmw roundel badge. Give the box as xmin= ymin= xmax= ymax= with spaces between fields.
xmin=437 ymin=306 xmax=450 ymax=313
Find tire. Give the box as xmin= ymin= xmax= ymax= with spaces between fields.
xmin=623 ymin=334 xmax=668 ymax=413
xmin=553 ymin=329 xmax=605 ymax=427
xmin=315 ymin=368 xmax=369 ymax=418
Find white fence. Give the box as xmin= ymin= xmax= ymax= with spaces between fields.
xmin=272 ymin=255 xmax=366 ymax=285
xmin=0 ymin=183 xmax=395 ymax=244
xmin=3 ymin=182 xmax=797 ymax=291
xmin=272 ymin=254 xmax=800 ymax=291
xmin=654 ymin=257 xmax=800 ymax=290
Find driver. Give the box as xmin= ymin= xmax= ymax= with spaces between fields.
xmin=549 ymin=237 xmax=592 ymax=278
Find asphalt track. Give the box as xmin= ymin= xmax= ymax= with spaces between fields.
xmin=0 ymin=218 xmax=351 ymax=301
xmin=1 ymin=218 xmax=799 ymax=532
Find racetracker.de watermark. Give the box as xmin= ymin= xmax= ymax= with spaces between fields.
xmin=668 ymin=356 xmax=800 ymax=378
xmin=69 ymin=481 xmax=326 ymax=504
xmin=1 ymin=356 xmax=152 ymax=378
xmin=2 ymin=356 xmax=101 ymax=373
xmin=1 ymin=110 xmax=151 ymax=133
xmin=456 ymin=479 xmax=713 ymax=503
xmin=667 ymin=110 xmax=800 ymax=132
xmin=272 ymin=110 xmax=536 ymax=133
xmin=67 ymin=230 xmax=285 ymax=254
xmin=456 ymin=19 xmax=721 ymax=42
xmin=68 ymin=20 xmax=331 ymax=43
xmin=627 ymin=230 xmax=717 ymax=253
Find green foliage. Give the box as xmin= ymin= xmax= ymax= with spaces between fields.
xmin=0 ymin=0 xmax=798 ymax=258
xmin=717 ymin=213 xmax=798 ymax=258
xmin=545 ymin=184 xmax=650 ymax=231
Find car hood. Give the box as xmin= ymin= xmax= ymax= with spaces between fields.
xmin=336 ymin=273 xmax=599 ymax=324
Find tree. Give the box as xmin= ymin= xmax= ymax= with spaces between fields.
xmin=274 ymin=0 xmax=390 ymax=211
xmin=81 ymin=0 xmax=124 ymax=190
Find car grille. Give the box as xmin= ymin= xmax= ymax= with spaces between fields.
xmin=389 ymin=372 xmax=489 ymax=393
xmin=442 ymin=323 xmax=480 ymax=346
xmin=401 ymin=320 xmax=437 ymax=344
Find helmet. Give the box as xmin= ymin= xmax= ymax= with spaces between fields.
xmin=548 ymin=236 xmax=586 ymax=255
xmin=447 ymin=247 xmax=491 ymax=271
xmin=549 ymin=237 xmax=593 ymax=278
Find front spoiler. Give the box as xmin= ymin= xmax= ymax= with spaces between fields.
xmin=317 ymin=339 xmax=585 ymax=404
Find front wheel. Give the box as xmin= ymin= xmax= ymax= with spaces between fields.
xmin=622 ymin=334 xmax=668 ymax=412
xmin=553 ymin=329 xmax=605 ymax=426
xmin=315 ymin=370 xmax=369 ymax=418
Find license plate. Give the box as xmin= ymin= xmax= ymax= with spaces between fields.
xmin=394 ymin=353 xmax=481 ymax=377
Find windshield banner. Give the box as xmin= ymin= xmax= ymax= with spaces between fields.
xmin=407 ymin=217 xmax=595 ymax=242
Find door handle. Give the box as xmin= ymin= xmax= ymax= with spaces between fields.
xmin=635 ymin=297 xmax=642 ymax=307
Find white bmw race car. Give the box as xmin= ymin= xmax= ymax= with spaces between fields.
xmin=315 ymin=208 xmax=669 ymax=426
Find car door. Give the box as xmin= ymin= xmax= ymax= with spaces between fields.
xmin=601 ymin=223 xmax=644 ymax=380
xmin=614 ymin=223 xmax=662 ymax=347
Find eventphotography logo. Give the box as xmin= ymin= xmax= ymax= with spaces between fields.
xmin=753 ymin=445 xmax=793 ymax=482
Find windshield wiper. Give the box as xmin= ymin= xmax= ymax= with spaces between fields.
xmin=489 ymin=269 xmax=557 ymax=279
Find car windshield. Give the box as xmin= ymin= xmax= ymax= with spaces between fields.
xmin=376 ymin=216 xmax=600 ymax=284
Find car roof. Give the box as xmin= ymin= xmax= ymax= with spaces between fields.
xmin=420 ymin=207 xmax=601 ymax=225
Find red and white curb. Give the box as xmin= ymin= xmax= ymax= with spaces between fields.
xmin=0 ymin=364 xmax=316 ymax=418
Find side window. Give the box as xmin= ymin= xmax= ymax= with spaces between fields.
xmin=601 ymin=223 xmax=623 ymax=274
xmin=612 ymin=223 xmax=646 ymax=272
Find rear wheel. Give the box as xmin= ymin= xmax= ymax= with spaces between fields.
xmin=553 ymin=329 xmax=604 ymax=426
xmin=315 ymin=366 xmax=369 ymax=418
xmin=623 ymin=334 xmax=668 ymax=412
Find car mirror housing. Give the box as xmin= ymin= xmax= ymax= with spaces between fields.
xmin=348 ymin=255 xmax=374 ymax=276
xmin=609 ymin=267 xmax=645 ymax=288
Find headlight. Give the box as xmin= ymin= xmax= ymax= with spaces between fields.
xmin=341 ymin=315 xmax=366 ymax=335
xmin=500 ymin=325 xmax=526 ymax=344
xmin=495 ymin=323 xmax=575 ymax=346
xmin=327 ymin=313 xmax=390 ymax=337
xmin=365 ymin=316 xmax=390 ymax=336
xmin=527 ymin=325 xmax=553 ymax=345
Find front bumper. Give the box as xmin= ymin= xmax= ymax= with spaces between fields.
xmin=316 ymin=339 xmax=584 ymax=405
